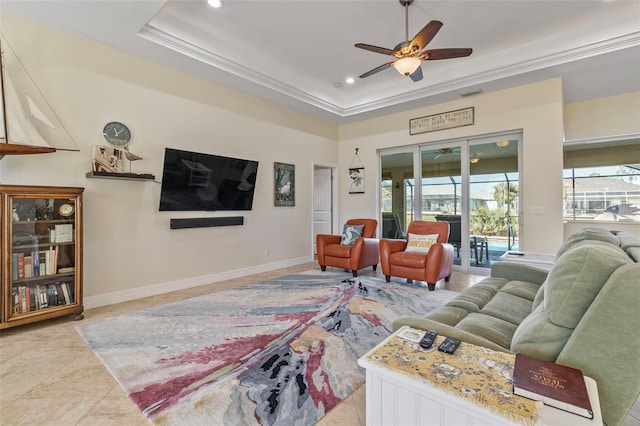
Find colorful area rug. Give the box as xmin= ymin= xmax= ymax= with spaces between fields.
xmin=76 ymin=270 xmax=458 ymax=425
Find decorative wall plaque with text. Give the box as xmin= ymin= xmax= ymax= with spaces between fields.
xmin=410 ymin=107 xmax=474 ymax=135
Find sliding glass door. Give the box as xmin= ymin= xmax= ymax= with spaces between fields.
xmin=467 ymin=136 xmax=520 ymax=270
xmin=380 ymin=149 xmax=416 ymax=239
xmin=380 ymin=132 xmax=521 ymax=272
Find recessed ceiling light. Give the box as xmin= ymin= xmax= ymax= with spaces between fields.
xmin=346 ymin=77 xmax=355 ymax=84
xmin=208 ymin=0 xmax=223 ymax=8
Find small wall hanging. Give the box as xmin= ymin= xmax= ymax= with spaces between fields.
xmin=349 ymin=147 xmax=365 ymax=194
xmin=274 ymin=162 xmax=295 ymax=206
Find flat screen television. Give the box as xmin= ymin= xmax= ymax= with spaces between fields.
xmin=159 ymin=148 xmax=259 ymax=211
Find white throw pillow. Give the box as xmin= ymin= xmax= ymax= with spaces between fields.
xmin=405 ymin=233 xmax=439 ymax=253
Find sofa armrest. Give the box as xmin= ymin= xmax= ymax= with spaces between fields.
xmin=316 ymin=234 xmax=342 ymax=265
xmin=491 ymin=261 xmax=549 ymax=285
xmin=392 ymin=315 xmax=512 ymax=353
xmin=555 ymin=264 xmax=640 ymax=426
xmin=424 ymin=242 xmax=454 ymax=283
xmin=349 ymin=237 xmax=380 ymax=269
xmin=380 ymin=238 xmax=408 ymax=273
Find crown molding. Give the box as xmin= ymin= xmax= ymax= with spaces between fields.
xmin=137 ymin=25 xmax=345 ymax=117
xmin=139 ymin=25 xmax=639 ymax=121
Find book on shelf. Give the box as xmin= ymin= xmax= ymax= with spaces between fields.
xmin=17 ymin=253 xmax=25 ymax=279
xmin=32 ymin=249 xmax=40 ymax=276
xmin=12 ymin=253 xmax=18 ymax=280
xmin=60 ymin=283 xmax=71 ymax=304
xmin=513 ymin=353 xmax=593 ymax=419
xmin=24 ymin=255 xmax=33 ymax=278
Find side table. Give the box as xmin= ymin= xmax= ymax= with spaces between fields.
xmin=358 ymin=326 xmax=602 ymax=426
xmin=499 ymin=251 xmax=556 ymax=270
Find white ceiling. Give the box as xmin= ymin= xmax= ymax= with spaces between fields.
xmin=1 ymin=0 xmax=639 ymax=124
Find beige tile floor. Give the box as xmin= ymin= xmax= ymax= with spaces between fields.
xmin=1 ymin=263 xmax=638 ymax=426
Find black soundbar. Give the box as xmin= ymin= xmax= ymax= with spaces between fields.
xmin=170 ymin=216 xmax=244 ymax=229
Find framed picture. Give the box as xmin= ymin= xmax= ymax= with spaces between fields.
xmin=92 ymin=144 xmax=124 ymax=173
xmin=349 ymin=167 xmax=365 ymax=194
xmin=274 ymin=162 xmax=295 ymax=206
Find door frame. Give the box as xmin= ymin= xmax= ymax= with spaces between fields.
xmin=311 ymin=161 xmax=338 ymax=257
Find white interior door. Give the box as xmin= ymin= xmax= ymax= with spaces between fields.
xmin=313 ymin=167 xmax=333 ymax=253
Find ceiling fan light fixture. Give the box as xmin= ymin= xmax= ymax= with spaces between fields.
xmin=470 ymin=154 xmax=480 ymax=164
xmin=393 ymin=56 xmax=421 ymax=76
xmin=207 ymin=0 xmax=223 ymax=8
xmin=496 ymin=140 xmax=510 ymax=148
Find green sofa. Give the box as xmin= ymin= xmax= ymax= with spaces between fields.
xmin=393 ymin=227 xmax=640 ymax=426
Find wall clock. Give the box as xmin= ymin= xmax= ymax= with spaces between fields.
xmin=58 ymin=203 xmax=74 ymax=217
xmin=102 ymin=121 xmax=132 ymax=148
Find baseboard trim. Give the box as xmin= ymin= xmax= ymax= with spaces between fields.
xmin=84 ymin=256 xmax=313 ymax=310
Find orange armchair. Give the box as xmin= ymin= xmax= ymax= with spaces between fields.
xmin=316 ymin=219 xmax=379 ymax=277
xmin=379 ymin=221 xmax=454 ymax=291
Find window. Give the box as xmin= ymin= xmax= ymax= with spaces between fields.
xmin=563 ymin=138 xmax=640 ymax=222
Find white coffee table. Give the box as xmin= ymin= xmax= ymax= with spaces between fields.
xmin=358 ymin=327 xmax=602 ymax=426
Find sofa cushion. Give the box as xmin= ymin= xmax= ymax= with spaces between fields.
xmin=615 ymin=231 xmax=640 ymax=251
xmin=444 ymin=277 xmax=507 ymax=313
xmin=421 ymin=306 xmax=470 ymax=327
xmin=389 ymin=251 xmax=427 ymax=268
xmin=324 ymin=243 xmax=351 ymax=258
xmin=556 ymin=227 xmax=620 ymax=258
xmin=405 ymin=233 xmax=438 ymax=253
xmin=531 ymin=281 xmax=546 ymax=312
xmin=627 ymin=247 xmax=640 ymax=262
xmin=479 ymin=292 xmax=534 ymax=325
xmin=511 ymin=243 xmax=632 ymax=361
xmin=510 ymin=304 xmax=573 ymax=361
xmin=499 ymin=280 xmax=540 ymax=301
xmin=340 ymin=224 xmax=363 ymax=246
xmin=456 ymin=313 xmax=518 ymax=349
xmin=546 ymin=243 xmax=631 ymax=329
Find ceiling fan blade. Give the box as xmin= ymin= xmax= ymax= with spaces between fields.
xmin=408 ymin=20 xmax=443 ymax=52
xmin=420 ymin=48 xmax=473 ymax=60
xmin=409 ymin=65 xmax=423 ymax=82
xmin=355 ymin=43 xmax=396 ymax=56
xmin=359 ymin=62 xmax=394 ymax=79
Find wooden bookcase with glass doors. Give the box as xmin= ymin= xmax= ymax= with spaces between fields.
xmin=1 ymin=185 xmax=84 ymax=329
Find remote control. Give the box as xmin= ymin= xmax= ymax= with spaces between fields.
xmin=419 ymin=330 xmax=438 ymax=349
xmin=438 ymin=337 xmax=461 ymax=354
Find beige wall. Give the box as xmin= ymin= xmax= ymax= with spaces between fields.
xmin=564 ymin=92 xmax=640 ymax=141
xmin=0 ymin=13 xmax=339 ymax=307
xmin=563 ymin=92 xmax=640 ymax=239
xmin=1 ymin=13 xmax=637 ymax=307
xmin=339 ymin=79 xmax=566 ymax=254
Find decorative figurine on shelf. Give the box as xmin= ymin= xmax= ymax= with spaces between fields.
xmin=123 ymin=145 xmax=143 ymax=162
xmin=12 ymin=205 xmax=20 ymax=222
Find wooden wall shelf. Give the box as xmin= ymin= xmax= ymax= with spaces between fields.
xmin=85 ymin=171 xmax=155 ymax=181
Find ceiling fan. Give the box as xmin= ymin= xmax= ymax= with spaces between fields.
xmin=355 ymin=0 xmax=472 ymax=82
xmin=434 ymin=147 xmax=458 ymax=159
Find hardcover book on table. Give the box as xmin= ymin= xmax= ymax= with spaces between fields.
xmin=512 ymin=353 xmax=593 ymax=419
